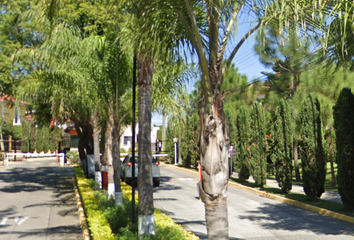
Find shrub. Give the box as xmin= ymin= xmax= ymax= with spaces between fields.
xmin=75 ymin=167 xmax=199 ymax=239
xmin=299 ymin=94 xmax=326 ymax=201
xmin=272 ymin=99 xmax=294 ymax=193
xmin=250 ymin=102 xmax=267 ymax=187
xmin=236 ymin=106 xmax=251 ymax=181
xmin=67 ymin=151 xmax=80 ymax=165
xmin=333 ymin=88 xmax=354 ymax=211
xmin=74 ymin=167 xmax=115 ymax=240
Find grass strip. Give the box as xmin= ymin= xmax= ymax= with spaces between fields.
xmin=75 ymin=165 xmax=199 ymax=240
xmin=91 ymin=180 xmax=199 ymax=240
xmin=74 ymin=166 xmax=115 ymax=240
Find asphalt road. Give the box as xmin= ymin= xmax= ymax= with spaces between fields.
xmin=154 ymin=164 xmax=354 ymax=240
xmin=0 ymin=159 xmax=81 ymax=240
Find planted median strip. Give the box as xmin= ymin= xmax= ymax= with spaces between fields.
xmin=73 ymin=166 xmax=199 ymax=240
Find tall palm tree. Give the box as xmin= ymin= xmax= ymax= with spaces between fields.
xmin=139 ymin=1 xmax=329 ymax=238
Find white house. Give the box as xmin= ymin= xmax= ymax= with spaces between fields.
xmin=120 ymin=125 xmax=160 ymax=152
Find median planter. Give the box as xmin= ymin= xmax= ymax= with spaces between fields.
xmin=73 ymin=166 xmax=115 ymax=240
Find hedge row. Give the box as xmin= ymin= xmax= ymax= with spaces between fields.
xmin=74 ymin=166 xmax=115 ymax=240
xmin=74 ymin=166 xmax=199 ymax=240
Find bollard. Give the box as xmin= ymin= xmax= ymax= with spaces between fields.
xmin=59 ymin=153 xmax=65 ymax=167
xmin=102 ymin=165 xmax=109 ymax=188
xmin=197 ymin=160 xmax=202 ymax=180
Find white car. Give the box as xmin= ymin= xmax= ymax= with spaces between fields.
xmin=120 ymin=154 xmax=160 ymax=187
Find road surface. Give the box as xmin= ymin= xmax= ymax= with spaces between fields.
xmin=0 ymin=159 xmax=81 ymax=240
xmin=154 ymin=164 xmax=354 ymax=240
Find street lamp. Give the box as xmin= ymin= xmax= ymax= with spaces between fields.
xmin=173 ymin=137 xmax=178 ymax=165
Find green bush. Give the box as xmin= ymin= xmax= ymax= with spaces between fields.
xmin=250 ymin=102 xmax=267 ymax=187
xmin=67 ymin=151 xmax=80 ymax=164
xmin=299 ymin=94 xmax=326 ymax=201
xmin=74 ymin=167 xmax=115 ymax=240
xmin=333 ymin=88 xmax=354 ymax=211
xmin=272 ymin=99 xmax=294 ymax=193
xmin=236 ymin=106 xmax=251 ymax=181
xmin=75 ymin=167 xmax=199 ymax=240
xmin=94 ymin=181 xmax=198 ymax=239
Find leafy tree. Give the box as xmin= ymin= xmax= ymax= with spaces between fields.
xmin=255 ymin=28 xmax=313 ymax=98
xmin=272 ymin=99 xmax=294 ymax=193
xmin=0 ymin=0 xmax=43 ymax=94
xmin=333 ymin=88 xmax=354 ymax=211
xmin=299 ymin=94 xmax=326 ymax=201
xmin=236 ymin=106 xmax=251 ymax=181
xmin=255 ymin=27 xmax=315 ymax=182
xmin=250 ymin=102 xmax=267 ymax=187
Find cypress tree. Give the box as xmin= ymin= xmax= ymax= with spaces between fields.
xmin=299 ymin=94 xmax=326 ymax=200
xmin=236 ymin=106 xmax=251 ymax=181
xmin=333 ymin=88 xmax=354 ymax=211
xmin=272 ymin=99 xmax=294 ymax=193
xmin=250 ymin=102 xmax=267 ymax=187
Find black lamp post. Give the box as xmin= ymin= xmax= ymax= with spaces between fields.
xmin=131 ymin=55 xmax=137 ymax=224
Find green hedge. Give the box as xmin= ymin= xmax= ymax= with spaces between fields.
xmin=74 ymin=166 xmax=115 ymax=240
xmin=75 ymin=166 xmax=199 ymax=240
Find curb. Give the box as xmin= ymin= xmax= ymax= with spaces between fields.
xmin=162 ymin=163 xmax=354 ymax=225
xmin=72 ymin=176 xmax=91 ymax=240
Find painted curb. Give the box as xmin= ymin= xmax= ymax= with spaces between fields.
xmin=72 ymin=176 xmax=91 ymax=240
xmin=162 ymin=163 xmax=354 ymax=225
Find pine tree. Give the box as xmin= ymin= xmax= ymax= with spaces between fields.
xmin=333 ymin=88 xmax=354 ymax=211
xmin=272 ymin=99 xmax=294 ymax=193
xmin=236 ymin=106 xmax=251 ymax=181
xmin=250 ymin=102 xmax=267 ymax=187
xmin=299 ymin=94 xmax=326 ymax=200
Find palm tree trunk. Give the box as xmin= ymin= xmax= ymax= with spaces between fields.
xmin=103 ymin=113 xmax=113 ymax=166
xmin=92 ymin=109 xmax=101 ymax=169
xmin=112 ymin=49 xmax=123 ymax=206
xmin=138 ymin=56 xmax=155 ymax=237
xmin=112 ymin=120 xmax=123 ymax=206
xmin=329 ymin=127 xmax=336 ymax=187
xmin=198 ymin=92 xmax=229 ymax=239
xmin=205 ymin=197 xmax=228 ymax=239
xmin=0 ymin=125 xmax=4 ymax=151
xmin=178 ymin=120 xmax=182 ymax=165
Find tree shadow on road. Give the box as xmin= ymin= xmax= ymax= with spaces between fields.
xmin=0 ymin=165 xmax=79 ymax=230
xmin=238 ymin=202 xmax=354 ymax=237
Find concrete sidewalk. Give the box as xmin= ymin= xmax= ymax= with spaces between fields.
xmin=0 ymin=159 xmax=81 ymax=240
xmin=232 ymin=172 xmax=342 ymax=203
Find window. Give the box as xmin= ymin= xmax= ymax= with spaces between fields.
xmin=124 ymin=136 xmax=132 ymax=145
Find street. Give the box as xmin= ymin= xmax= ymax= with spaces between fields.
xmin=0 ymin=159 xmax=81 ymax=240
xmin=154 ymin=164 xmax=354 ymax=240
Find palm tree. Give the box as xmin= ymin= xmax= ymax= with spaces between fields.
xmin=139 ymin=1 xmax=328 ymax=238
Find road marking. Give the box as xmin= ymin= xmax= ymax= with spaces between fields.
xmin=0 ymin=217 xmax=8 ymax=225
xmin=178 ymin=178 xmax=194 ymax=181
xmin=14 ymin=216 xmax=29 ymax=225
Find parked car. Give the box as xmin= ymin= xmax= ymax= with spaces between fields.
xmin=120 ymin=154 xmax=160 ymax=187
